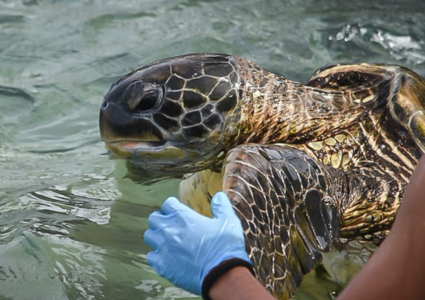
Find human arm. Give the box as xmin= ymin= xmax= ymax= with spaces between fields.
xmin=337 ymin=155 xmax=425 ymax=300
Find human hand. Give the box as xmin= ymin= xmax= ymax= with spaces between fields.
xmin=143 ymin=192 xmax=252 ymax=296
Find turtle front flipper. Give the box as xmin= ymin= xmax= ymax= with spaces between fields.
xmin=222 ymin=144 xmax=348 ymax=300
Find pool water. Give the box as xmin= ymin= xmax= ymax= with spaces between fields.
xmin=0 ymin=0 xmax=424 ymax=299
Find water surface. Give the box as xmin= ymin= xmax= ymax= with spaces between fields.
xmin=0 ymin=0 xmax=424 ymax=299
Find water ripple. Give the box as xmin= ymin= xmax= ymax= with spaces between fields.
xmin=0 ymin=0 xmax=424 ymax=299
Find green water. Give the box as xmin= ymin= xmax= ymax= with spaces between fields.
xmin=0 ymin=0 xmax=424 ymax=299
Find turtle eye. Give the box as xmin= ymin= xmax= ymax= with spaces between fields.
xmin=136 ymin=89 xmax=159 ymax=111
xmin=124 ymin=81 xmax=163 ymax=112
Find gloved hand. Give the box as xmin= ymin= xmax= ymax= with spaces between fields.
xmin=143 ymin=192 xmax=252 ymax=297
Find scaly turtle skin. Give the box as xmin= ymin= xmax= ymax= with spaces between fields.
xmin=99 ymin=53 xmax=425 ymax=300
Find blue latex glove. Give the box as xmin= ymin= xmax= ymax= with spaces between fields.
xmin=143 ymin=192 xmax=252 ymax=295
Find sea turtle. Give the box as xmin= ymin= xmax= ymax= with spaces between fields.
xmin=99 ymin=53 xmax=425 ymax=299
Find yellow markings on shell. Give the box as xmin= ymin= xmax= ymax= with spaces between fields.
xmin=335 ymin=134 xmax=346 ymax=143
xmin=252 ymin=90 xmax=262 ymax=100
xmin=323 ymin=156 xmax=329 ymax=165
xmin=331 ymin=153 xmax=342 ymax=168
xmin=342 ymin=152 xmax=352 ymax=166
xmin=349 ymin=130 xmax=359 ymax=138
xmin=308 ymin=141 xmax=323 ymax=150
xmin=354 ymin=94 xmax=374 ymax=104
xmin=363 ymin=94 xmax=375 ymax=103
xmin=325 ymin=137 xmax=337 ymax=146
xmin=417 ymin=119 xmax=425 ymax=136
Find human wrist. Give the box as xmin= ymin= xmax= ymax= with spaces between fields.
xmin=208 ymin=265 xmax=277 ymax=300
xmin=202 ymin=258 xmax=254 ymax=300
xmin=207 ymin=266 xmax=256 ymax=300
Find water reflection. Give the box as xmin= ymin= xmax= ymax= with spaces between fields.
xmin=0 ymin=154 xmax=194 ymax=299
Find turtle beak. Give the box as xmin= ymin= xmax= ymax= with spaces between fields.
xmin=99 ymin=100 xmax=164 ymax=143
xmin=99 ymin=74 xmax=165 ymax=144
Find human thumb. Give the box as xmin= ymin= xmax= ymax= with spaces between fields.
xmin=210 ymin=192 xmax=236 ymax=219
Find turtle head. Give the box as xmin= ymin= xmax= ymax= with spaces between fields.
xmin=99 ymin=53 xmax=242 ymax=176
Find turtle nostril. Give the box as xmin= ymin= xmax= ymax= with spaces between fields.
xmin=101 ymin=100 xmax=109 ymax=110
xmin=124 ymin=81 xmax=163 ymax=113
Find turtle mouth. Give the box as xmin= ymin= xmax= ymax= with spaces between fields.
xmin=104 ymin=139 xmax=187 ymax=161
xmin=108 ymin=140 xmax=167 ymax=150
